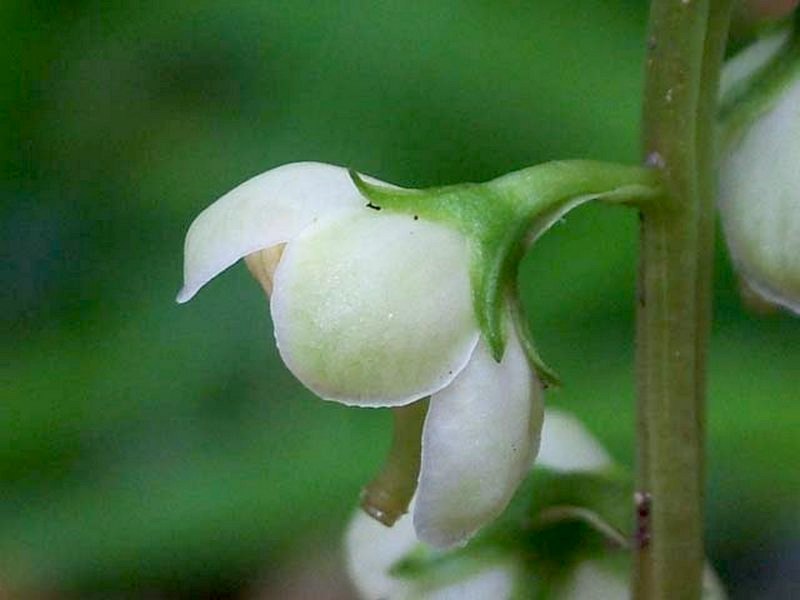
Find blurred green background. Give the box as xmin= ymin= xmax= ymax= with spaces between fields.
xmin=2 ymin=1 xmax=798 ymax=598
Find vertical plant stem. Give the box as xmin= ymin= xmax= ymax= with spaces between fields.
xmin=635 ymin=1 xmax=732 ymax=598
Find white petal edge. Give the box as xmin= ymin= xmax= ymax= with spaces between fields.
xmin=413 ymin=329 xmax=543 ymax=548
xmin=177 ymin=162 xmax=369 ymax=303
xmin=719 ymin=77 xmax=800 ymax=314
xmin=344 ymin=509 xmax=418 ymax=600
xmin=271 ymin=210 xmax=479 ymax=407
xmin=537 ymin=409 xmax=613 ymax=473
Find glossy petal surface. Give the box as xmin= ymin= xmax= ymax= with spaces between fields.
xmin=272 ymin=211 xmax=478 ymax=406
xmin=414 ymin=330 xmax=543 ymax=547
xmin=178 ymin=162 xmax=365 ymax=302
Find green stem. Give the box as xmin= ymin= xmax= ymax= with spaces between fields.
xmin=635 ymin=1 xmax=732 ymax=599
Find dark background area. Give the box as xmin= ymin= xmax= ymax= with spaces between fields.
xmin=2 ymin=1 xmax=798 ymax=597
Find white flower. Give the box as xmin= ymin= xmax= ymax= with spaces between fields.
xmin=178 ymin=162 xmax=544 ymax=548
xmin=719 ymin=71 xmax=800 ymax=313
xmin=345 ymin=409 xmax=603 ymax=600
xmin=346 ymin=499 xmax=518 ymax=600
xmin=345 ymin=409 xmax=728 ymax=600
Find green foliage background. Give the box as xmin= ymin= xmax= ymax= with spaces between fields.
xmin=2 ymin=1 xmax=797 ymax=597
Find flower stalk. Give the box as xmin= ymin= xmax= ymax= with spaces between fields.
xmin=635 ymin=0 xmax=733 ymax=598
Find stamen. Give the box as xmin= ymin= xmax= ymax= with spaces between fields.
xmin=245 ymin=244 xmax=286 ymax=296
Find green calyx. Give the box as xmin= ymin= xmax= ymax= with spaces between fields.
xmin=350 ymin=161 xmax=661 ymax=379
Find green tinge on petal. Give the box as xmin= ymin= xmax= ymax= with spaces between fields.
xmin=413 ymin=330 xmax=544 ymax=548
xmin=720 ymin=76 xmax=800 ymax=314
xmin=271 ymin=211 xmax=479 ymax=407
xmin=177 ymin=162 xmax=365 ymax=303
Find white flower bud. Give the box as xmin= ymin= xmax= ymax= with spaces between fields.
xmin=720 ymin=72 xmax=800 ymax=313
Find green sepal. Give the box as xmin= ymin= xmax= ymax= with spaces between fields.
xmin=508 ymin=293 xmax=561 ymax=388
xmin=350 ymin=170 xmax=520 ymax=361
xmin=350 ymin=162 xmax=662 ymax=365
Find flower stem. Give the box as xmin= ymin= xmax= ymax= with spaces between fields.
xmin=635 ymin=1 xmax=732 ymax=598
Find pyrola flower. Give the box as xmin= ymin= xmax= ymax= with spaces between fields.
xmin=178 ymin=162 xmax=543 ymax=548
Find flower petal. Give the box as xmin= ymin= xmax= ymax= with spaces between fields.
xmin=271 ymin=211 xmax=479 ymax=406
xmin=413 ymin=329 xmax=543 ymax=548
xmin=720 ymin=77 xmax=800 ymax=313
xmin=177 ymin=162 xmax=366 ymax=303
xmin=345 ymin=506 xmax=519 ymax=600
xmin=344 ymin=509 xmax=419 ymax=600
xmin=537 ymin=409 xmax=612 ymax=473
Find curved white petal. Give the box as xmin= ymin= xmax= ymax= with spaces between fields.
xmin=177 ymin=162 xmax=367 ymax=303
xmin=537 ymin=409 xmax=612 ymax=473
xmin=271 ymin=211 xmax=479 ymax=407
xmin=720 ymin=77 xmax=800 ymax=313
xmin=345 ymin=509 xmax=418 ymax=600
xmin=413 ymin=330 xmax=544 ymax=548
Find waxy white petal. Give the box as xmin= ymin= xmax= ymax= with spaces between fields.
xmin=177 ymin=162 xmax=366 ymax=303
xmin=413 ymin=330 xmax=543 ymax=548
xmin=720 ymin=78 xmax=800 ymax=313
xmin=271 ymin=211 xmax=478 ymax=406
xmin=537 ymin=409 xmax=612 ymax=473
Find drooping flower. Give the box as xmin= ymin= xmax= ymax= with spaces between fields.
xmin=344 ymin=410 xmax=727 ymax=600
xmin=178 ymin=160 xmax=660 ymax=548
xmin=343 ymin=409 xmax=604 ymax=600
xmin=719 ymin=34 xmax=800 ymax=313
xmin=178 ymin=162 xmax=544 ymax=548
